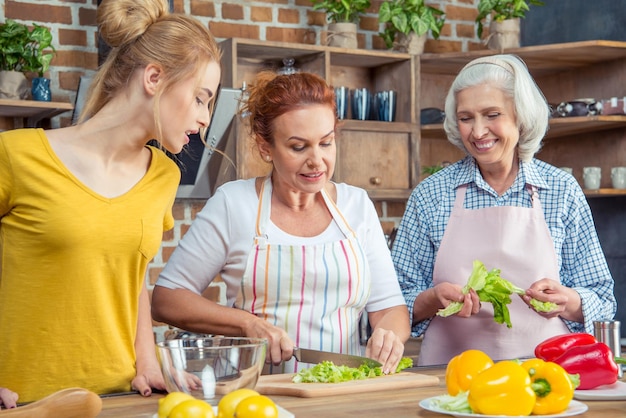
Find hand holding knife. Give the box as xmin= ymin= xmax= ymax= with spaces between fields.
xmin=292 ymin=347 xmax=382 ymax=369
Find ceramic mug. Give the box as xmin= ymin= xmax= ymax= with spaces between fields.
xmin=334 ymin=86 xmax=349 ymax=120
xmin=583 ymin=166 xmax=601 ymax=190
xmin=600 ymin=97 xmax=626 ymax=115
xmin=375 ymin=90 xmax=397 ymax=122
xmin=351 ymin=88 xmax=371 ymax=121
xmin=611 ymin=167 xmax=626 ymax=189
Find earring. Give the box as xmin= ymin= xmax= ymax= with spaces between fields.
xmin=265 ymin=155 xmax=271 ymax=162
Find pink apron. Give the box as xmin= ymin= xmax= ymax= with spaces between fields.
xmin=418 ymin=184 xmax=570 ymax=366
xmin=237 ymin=176 xmax=371 ymax=373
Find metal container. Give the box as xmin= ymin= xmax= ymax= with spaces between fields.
xmin=593 ymin=320 xmax=622 ymax=378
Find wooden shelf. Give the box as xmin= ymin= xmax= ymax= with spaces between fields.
xmin=367 ymin=189 xmax=412 ymax=201
xmin=421 ymin=115 xmax=626 ymax=140
xmin=420 ymin=41 xmax=626 ymax=198
xmin=420 ymin=40 xmax=626 ymax=77
xmin=340 ymin=119 xmax=416 ymax=133
xmin=220 ymin=38 xmax=419 ymax=200
xmin=584 ymin=188 xmax=626 ymax=198
xmin=548 ymin=116 xmax=626 ymax=138
xmin=223 ymin=38 xmax=412 ymax=68
xmin=0 ymin=98 xmax=73 ymax=129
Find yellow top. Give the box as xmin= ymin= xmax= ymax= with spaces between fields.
xmin=0 ymin=129 xmax=179 ymax=402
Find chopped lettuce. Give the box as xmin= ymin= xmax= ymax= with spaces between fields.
xmin=396 ymin=356 xmax=413 ymax=371
xmin=292 ymin=356 xmax=413 ymax=383
xmin=429 ymin=391 xmax=472 ymax=414
xmin=436 ymin=260 xmax=557 ymax=327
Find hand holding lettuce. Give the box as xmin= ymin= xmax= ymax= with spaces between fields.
xmin=437 ymin=260 xmax=557 ymax=328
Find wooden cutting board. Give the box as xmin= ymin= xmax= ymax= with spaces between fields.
xmin=255 ymin=372 xmax=440 ymax=398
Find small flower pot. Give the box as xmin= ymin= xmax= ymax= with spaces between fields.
xmin=394 ymin=32 xmax=427 ymax=55
xmin=327 ymin=22 xmax=358 ymax=49
xmin=0 ymin=70 xmax=30 ymax=99
xmin=31 ymin=77 xmax=52 ymax=101
xmin=487 ymin=18 xmax=520 ymax=51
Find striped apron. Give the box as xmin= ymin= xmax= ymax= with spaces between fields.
xmin=237 ymin=176 xmax=371 ymax=373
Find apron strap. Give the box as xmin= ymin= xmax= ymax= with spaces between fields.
xmin=253 ymin=176 xmax=272 ymax=246
xmin=453 ymin=184 xmax=468 ymax=210
xmin=254 ymin=176 xmax=356 ymax=243
xmin=320 ymin=187 xmax=356 ymax=239
xmin=527 ymin=184 xmax=542 ymax=211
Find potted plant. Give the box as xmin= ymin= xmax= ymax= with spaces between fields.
xmin=0 ymin=19 xmax=56 ymax=101
xmin=310 ymin=0 xmax=371 ymax=48
xmin=475 ymin=0 xmax=544 ymax=50
xmin=378 ymin=0 xmax=445 ymax=54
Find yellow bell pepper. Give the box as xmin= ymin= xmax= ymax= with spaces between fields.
xmin=468 ymin=360 xmax=536 ymax=416
xmin=445 ymin=349 xmax=494 ymax=395
xmin=521 ymin=358 xmax=576 ymax=415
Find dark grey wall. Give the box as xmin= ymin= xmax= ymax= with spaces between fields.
xmin=521 ymin=0 xmax=626 ymax=46
xmin=521 ymin=0 xmax=626 ymax=335
xmin=588 ymin=197 xmax=626 ymax=336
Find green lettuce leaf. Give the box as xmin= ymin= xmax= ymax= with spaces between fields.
xmin=529 ymin=298 xmax=558 ymax=313
xmin=436 ymin=260 xmax=557 ymax=327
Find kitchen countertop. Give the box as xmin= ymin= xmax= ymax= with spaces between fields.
xmin=98 ymin=367 xmax=626 ymax=417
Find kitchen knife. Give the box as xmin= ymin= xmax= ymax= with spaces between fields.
xmin=293 ymin=347 xmax=382 ymax=368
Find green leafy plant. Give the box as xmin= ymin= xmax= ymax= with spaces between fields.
xmin=0 ymin=19 xmax=56 ymax=77
xmin=378 ymin=0 xmax=445 ymax=49
xmin=422 ymin=164 xmax=444 ymax=175
xmin=475 ymin=0 xmax=544 ymax=38
xmin=310 ymin=0 xmax=372 ymax=23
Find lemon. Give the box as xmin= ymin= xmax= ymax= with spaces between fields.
xmin=158 ymin=391 xmax=196 ymax=418
xmin=169 ymin=399 xmax=215 ymax=418
xmin=234 ymin=395 xmax=278 ymax=418
xmin=217 ymin=388 xmax=260 ymax=418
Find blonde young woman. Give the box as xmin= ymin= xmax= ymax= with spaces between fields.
xmin=0 ymin=0 xmax=221 ymax=406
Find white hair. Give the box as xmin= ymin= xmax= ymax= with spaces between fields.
xmin=443 ymin=54 xmax=550 ymax=162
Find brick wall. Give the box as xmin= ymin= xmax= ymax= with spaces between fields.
xmin=2 ymin=0 xmax=483 ymax=339
xmin=1 ymin=0 xmax=483 ymax=118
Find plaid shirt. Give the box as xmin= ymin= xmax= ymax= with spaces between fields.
xmin=392 ymin=156 xmax=616 ymax=337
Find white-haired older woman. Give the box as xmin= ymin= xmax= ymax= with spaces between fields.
xmin=392 ymin=54 xmax=616 ymax=366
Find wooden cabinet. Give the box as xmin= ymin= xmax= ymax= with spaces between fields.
xmin=217 ymin=38 xmax=420 ymax=200
xmin=419 ymin=40 xmax=626 ymax=197
xmin=0 ymin=99 xmax=73 ymax=130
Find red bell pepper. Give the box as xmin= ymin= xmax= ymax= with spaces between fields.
xmin=535 ymin=333 xmax=598 ymax=362
xmin=551 ymin=342 xmax=621 ymax=390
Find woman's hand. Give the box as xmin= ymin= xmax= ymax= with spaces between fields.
xmin=365 ymin=328 xmax=405 ymax=375
xmin=0 ymin=387 xmax=18 ymax=409
xmin=366 ymin=305 xmax=410 ymax=374
xmin=132 ymin=363 xmax=166 ymax=397
xmin=522 ymin=278 xmax=583 ymax=322
xmin=435 ymin=282 xmax=481 ymax=318
xmin=244 ymin=316 xmax=294 ymax=365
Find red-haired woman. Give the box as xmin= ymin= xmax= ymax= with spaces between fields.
xmin=152 ymin=71 xmax=410 ymax=375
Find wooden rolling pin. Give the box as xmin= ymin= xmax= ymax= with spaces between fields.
xmin=0 ymin=388 xmax=102 ymax=418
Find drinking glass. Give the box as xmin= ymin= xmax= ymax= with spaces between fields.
xmin=351 ymin=88 xmax=371 ymax=121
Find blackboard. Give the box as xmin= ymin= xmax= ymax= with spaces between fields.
xmin=521 ymin=0 xmax=626 ymax=46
